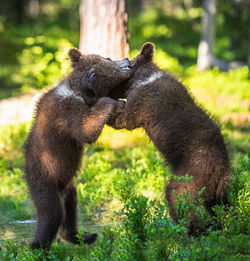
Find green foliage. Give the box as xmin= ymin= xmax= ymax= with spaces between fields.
xmin=0 ymin=123 xmax=249 ymax=260
xmin=226 ymin=151 xmax=250 ymax=235
xmin=230 ymin=151 xmax=250 ymax=201
xmin=112 ymin=169 xmax=136 ymax=203
xmin=172 ymin=175 xmax=205 ymax=229
xmin=120 ymin=195 xmax=150 ymax=242
xmin=0 ymin=33 xmax=73 ymax=94
xmin=185 ymin=66 xmax=250 ymax=116
xmin=1 ymin=0 xmax=249 ymax=100
xmin=130 ymin=47 xmax=183 ymax=75
xmin=0 ymin=6 xmax=79 ymax=98
xmin=215 ymin=0 xmax=248 ymax=61
xmin=154 ymin=49 xmax=183 ymax=75
xmin=17 ymin=38 xmax=73 ymax=91
xmin=128 ymin=1 xmax=248 ymax=65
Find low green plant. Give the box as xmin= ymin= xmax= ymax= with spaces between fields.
xmin=0 ymin=98 xmax=249 ymax=260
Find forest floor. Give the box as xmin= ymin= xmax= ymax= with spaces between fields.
xmin=0 ymin=90 xmax=41 ymax=126
xmin=0 ymin=69 xmax=249 ymax=260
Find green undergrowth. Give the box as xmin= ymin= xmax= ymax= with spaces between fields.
xmin=0 ymin=46 xmax=249 ymax=259
xmin=0 ymin=2 xmax=249 ymax=258
xmin=0 ymin=112 xmax=249 ymax=259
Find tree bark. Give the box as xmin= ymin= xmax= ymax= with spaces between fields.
xmin=79 ymin=0 xmax=129 ymax=60
xmin=15 ymin=0 xmax=25 ymax=24
xmin=197 ymin=0 xmax=216 ymax=71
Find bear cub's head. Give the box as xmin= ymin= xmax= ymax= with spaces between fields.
xmin=67 ymin=48 xmax=132 ymax=105
xmin=109 ymin=42 xmax=155 ymax=99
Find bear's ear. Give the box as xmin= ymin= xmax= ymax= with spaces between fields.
xmin=68 ymin=48 xmax=82 ymax=67
xmin=140 ymin=42 xmax=155 ymax=59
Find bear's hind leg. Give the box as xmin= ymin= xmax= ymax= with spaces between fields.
xmin=31 ymin=183 xmax=63 ymax=249
xmin=166 ymin=178 xmax=199 ymax=236
xmin=59 ymin=184 xmax=97 ymax=245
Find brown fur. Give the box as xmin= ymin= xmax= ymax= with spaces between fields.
xmin=108 ymin=43 xmax=230 ymax=235
xmin=24 ymin=48 xmax=131 ymax=249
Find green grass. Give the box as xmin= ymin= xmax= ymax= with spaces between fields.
xmin=0 ymin=73 xmax=249 ymax=259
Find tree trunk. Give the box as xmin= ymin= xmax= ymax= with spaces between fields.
xmin=26 ymin=0 xmax=40 ymax=20
xmin=79 ymin=0 xmax=129 ymax=60
xmin=197 ymin=0 xmax=216 ymax=71
xmin=197 ymin=0 xmax=245 ymax=71
xmin=15 ymin=0 xmax=25 ymax=24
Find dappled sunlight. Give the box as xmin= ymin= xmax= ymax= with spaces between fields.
xmin=0 ymin=68 xmax=249 ymax=255
xmin=0 ymin=230 xmax=16 ymax=240
xmin=185 ymin=67 xmax=250 ymax=118
xmin=0 ymin=0 xmax=249 ymax=258
xmin=97 ymin=126 xmax=148 ymax=149
xmin=0 ymin=90 xmax=41 ymax=125
xmin=0 ymin=223 xmax=33 ymax=241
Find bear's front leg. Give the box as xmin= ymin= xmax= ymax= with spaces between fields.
xmin=107 ymin=105 xmax=139 ymax=131
xmin=82 ymin=97 xmax=122 ymax=143
xmin=107 ymin=100 xmax=126 ymax=126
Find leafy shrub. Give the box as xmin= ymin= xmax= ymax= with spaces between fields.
xmin=112 ymin=169 xmax=136 ymax=203
xmin=17 ymin=37 xmax=73 ymax=91
xmin=185 ymin=66 xmax=250 ymax=116
xmin=220 ymin=151 xmax=250 ymax=235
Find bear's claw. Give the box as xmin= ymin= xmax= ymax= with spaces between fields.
xmin=86 ymin=68 xmax=95 ymax=78
xmin=115 ymin=58 xmax=131 ymax=70
xmin=85 ymin=68 xmax=96 ymax=87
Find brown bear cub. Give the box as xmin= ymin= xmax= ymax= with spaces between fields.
xmin=24 ymin=48 xmax=131 ymax=249
xmin=108 ymin=43 xmax=230 ymax=235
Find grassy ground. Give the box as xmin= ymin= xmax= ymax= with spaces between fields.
xmin=0 ymin=67 xmax=249 ymax=260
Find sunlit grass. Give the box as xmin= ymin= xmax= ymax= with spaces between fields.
xmin=0 ymin=32 xmax=249 ymax=259
xmin=97 ymin=126 xmax=148 ymax=148
xmin=0 ymin=109 xmax=249 ymax=259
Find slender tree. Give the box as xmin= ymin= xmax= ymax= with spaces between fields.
xmin=197 ymin=0 xmax=216 ymax=71
xmin=197 ymin=0 xmax=244 ymax=71
xmin=26 ymin=0 xmax=39 ymax=19
xmin=79 ymin=0 xmax=129 ymax=60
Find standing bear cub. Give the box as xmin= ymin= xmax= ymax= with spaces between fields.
xmin=24 ymin=48 xmax=131 ymax=249
xmin=108 ymin=43 xmax=230 ymax=235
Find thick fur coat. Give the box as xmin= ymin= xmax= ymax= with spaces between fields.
xmin=24 ymin=48 xmax=131 ymax=249
xmin=108 ymin=43 xmax=230 ymax=235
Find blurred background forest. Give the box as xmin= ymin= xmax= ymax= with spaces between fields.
xmin=0 ymin=0 xmax=249 ymax=98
